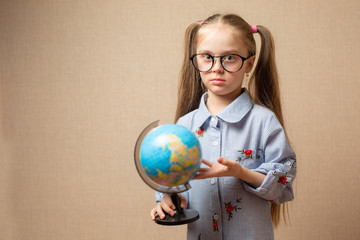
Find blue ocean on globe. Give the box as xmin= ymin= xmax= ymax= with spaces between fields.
xmin=140 ymin=124 xmax=201 ymax=187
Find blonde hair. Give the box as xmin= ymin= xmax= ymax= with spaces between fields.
xmin=175 ymin=13 xmax=288 ymax=227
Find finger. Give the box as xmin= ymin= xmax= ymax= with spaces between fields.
xmin=150 ymin=208 xmax=157 ymax=221
xmin=155 ymin=203 xmax=166 ymax=219
xmin=198 ymin=167 xmax=211 ymax=172
xmin=163 ymin=195 xmax=176 ymax=210
xmin=159 ymin=202 xmax=175 ymax=217
xmin=201 ymin=159 xmax=214 ymax=167
xmin=180 ymin=196 xmax=187 ymax=209
xmin=194 ymin=173 xmax=205 ymax=179
xmin=194 ymin=171 xmax=211 ymax=179
xmin=217 ymin=157 xmax=232 ymax=166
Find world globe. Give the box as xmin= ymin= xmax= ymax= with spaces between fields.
xmin=134 ymin=121 xmax=201 ymax=225
xmin=140 ymin=124 xmax=201 ymax=188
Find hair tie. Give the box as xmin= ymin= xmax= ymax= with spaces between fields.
xmin=199 ymin=20 xmax=204 ymax=26
xmin=250 ymin=25 xmax=257 ymax=33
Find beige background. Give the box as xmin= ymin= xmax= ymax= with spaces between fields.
xmin=1 ymin=0 xmax=360 ymax=239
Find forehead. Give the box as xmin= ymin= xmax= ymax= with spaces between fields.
xmin=196 ymin=24 xmax=246 ymax=54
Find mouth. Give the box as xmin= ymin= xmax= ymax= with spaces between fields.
xmin=210 ymin=78 xmax=225 ymax=84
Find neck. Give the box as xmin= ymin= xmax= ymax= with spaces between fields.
xmin=206 ymin=89 xmax=243 ymax=115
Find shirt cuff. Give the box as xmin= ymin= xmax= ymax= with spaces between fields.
xmin=244 ymin=158 xmax=296 ymax=203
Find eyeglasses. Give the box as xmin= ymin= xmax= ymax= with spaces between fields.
xmin=190 ymin=53 xmax=254 ymax=73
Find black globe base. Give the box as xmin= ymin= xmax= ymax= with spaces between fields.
xmin=155 ymin=208 xmax=199 ymax=225
xmin=155 ymin=193 xmax=199 ymax=226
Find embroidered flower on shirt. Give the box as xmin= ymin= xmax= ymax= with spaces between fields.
xmin=226 ymin=204 xmax=234 ymax=213
xmin=236 ymin=149 xmax=263 ymax=162
xmin=212 ymin=213 xmax=219 ymax=232
xmin=279 ymin=176 xmax=287 ymax=185
xmin=272 ymin=171 xmax=290 ymax=185
xmin=244 ymin=150 xmax=252 ymax=156
xmin=194 ymin=127 xmax=204 ymax=137
xmin=237 ymin=150 xmax=252 ymax=161
xmin=224 ymin=198 xmax=242 ymax=221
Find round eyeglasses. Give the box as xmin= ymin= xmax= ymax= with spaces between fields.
xmin=190 ymin=53 xmax=254 ymax=73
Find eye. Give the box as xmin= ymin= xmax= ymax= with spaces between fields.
xmin=201 ymin=54 xmax=212 ymax=61
xmin=224 ymin=55 xmax=235 ymax=62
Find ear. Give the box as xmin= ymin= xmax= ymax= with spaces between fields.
xmin=245 ymin=55 xmax=255 ymax=73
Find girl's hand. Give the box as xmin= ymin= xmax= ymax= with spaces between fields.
xmin=194 ymin=157 xmax=266 ymax=188
xmin=150 ymin=194 xmax=187 ymax=221
xmin=194 ymin=157 xmax=240 ymax=179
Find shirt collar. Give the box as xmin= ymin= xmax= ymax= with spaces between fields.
xmin=194 ymin=88 xmax=254 ymax=128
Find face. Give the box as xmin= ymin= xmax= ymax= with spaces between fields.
xmin=196 ymin=24 xmax=254 ymax=101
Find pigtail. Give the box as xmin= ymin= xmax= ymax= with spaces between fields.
xmin=250 ymin=25 xmax=284 ymax=127
xmin=249 ymin=25 xmax=287 ymax=227
xmin=174 ymin=22 xmax=204 ymax=123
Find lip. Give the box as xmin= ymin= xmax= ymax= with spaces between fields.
xmin=210 ymin=78 xmax=226 ymax=85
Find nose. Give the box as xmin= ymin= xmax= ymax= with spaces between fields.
xmin=212 ymin=58 xmax=224 ymax=73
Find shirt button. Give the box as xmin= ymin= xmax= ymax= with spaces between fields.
xmin=211 ymin=117 xmax=216 ymax=122
xmin=285 ymin=161 xmax=292 ymax=166
xmin=213 ymin=141 xmax=218 ymax=146
xmin=210 ymin=178 xmax=216 ymax=185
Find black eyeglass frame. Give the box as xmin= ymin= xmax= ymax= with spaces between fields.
xmin=189 ymin=53 xmax=255 ymax=73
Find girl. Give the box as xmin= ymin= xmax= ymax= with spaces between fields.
xmin=151 ymin=13 xmax=296 ymax=240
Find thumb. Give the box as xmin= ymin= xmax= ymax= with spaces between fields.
xmin=180 ymin=195 xmax=187 ymax=209
xmin=217 ymin=157 xmax=232 ymax=166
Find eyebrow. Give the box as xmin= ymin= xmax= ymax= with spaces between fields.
xmin=197 ymin=49 xmax=243 ymax=55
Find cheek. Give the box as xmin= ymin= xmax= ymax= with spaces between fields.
xmin=231 ymin=72 xmax=245 ymax=82
xmin=199 ymin=72 xmax=207 ymax=81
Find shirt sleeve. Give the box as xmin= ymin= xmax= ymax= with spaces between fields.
xmin=155 ymin=192 xmax=165 ymax=203
xmin=243 ymin=113 xmax=297 ymax=204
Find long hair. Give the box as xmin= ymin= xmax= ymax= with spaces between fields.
xmin=175 ymin=22 xmax=204 ymax=122
xmin=175 ymin=13 xmax=287 ymax=227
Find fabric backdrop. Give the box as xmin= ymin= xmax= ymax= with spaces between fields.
xmin=1 ymin=0 xmax=359 ymax=239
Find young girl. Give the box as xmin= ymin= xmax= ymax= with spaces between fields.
xmin=150 ymin=13 xmax=296 ymax=239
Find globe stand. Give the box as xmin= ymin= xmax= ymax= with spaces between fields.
xmin=155 ymin=193 xmax=199 ymax=225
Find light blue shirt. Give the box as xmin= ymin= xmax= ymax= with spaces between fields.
xmin=156 ymin=89 xmax=296 ymax=240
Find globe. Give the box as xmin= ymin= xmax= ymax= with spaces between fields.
xmin=140 ymin=124 xmax=201 ymax=188
xmin=134 ymin=121 xmax=201 ymax=225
